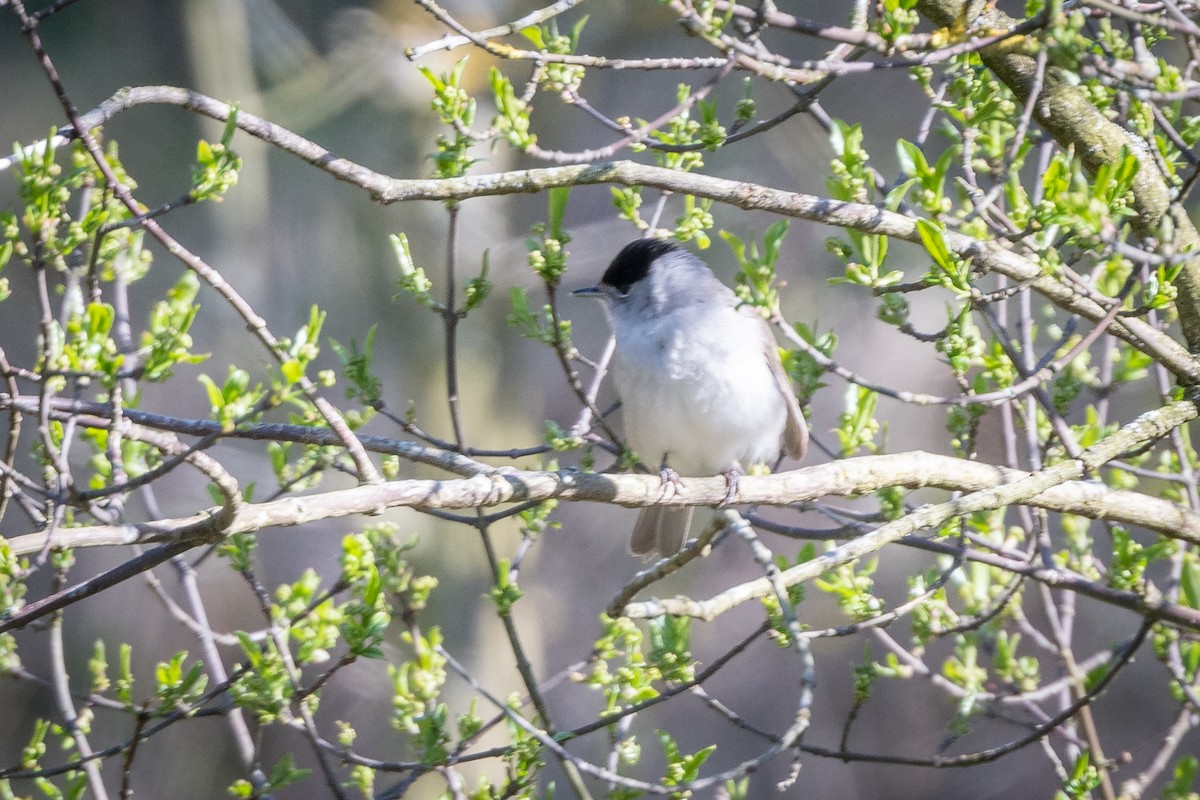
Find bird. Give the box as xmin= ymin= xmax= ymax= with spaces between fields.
xmin=573 ymin=238 xmax=808 ymax=556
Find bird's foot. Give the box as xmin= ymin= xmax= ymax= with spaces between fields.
xmin=718 ymin=467 xmax=741 ymax=507
xmin=658 ymin=465 xmax=684 ymax=499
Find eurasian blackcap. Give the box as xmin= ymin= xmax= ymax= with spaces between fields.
xmin=573 ymin=238 xmax=808 ymax=556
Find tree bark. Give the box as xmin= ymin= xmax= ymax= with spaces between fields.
xmin=917 ymin=0 xmax=1200 ymax=358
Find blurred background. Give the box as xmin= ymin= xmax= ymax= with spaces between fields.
xmin=1 ymin=1 xmax=1191 ymax=797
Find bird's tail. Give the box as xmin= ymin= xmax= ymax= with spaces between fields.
xmin=630 ymin=506 xmax=694 ymax=557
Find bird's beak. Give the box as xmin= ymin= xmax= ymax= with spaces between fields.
xmin=571 ymin=285 xmax=605 ymax=299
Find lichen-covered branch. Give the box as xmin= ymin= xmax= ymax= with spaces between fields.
xmin=917 ymin=0 xmax=1200 ymax=355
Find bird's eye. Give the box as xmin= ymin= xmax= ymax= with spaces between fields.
xmin=613 ymin=284 xmax=631 ymax=297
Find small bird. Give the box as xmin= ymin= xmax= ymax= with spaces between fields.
xmin=573 ymin=238 xmax=808 ymax=556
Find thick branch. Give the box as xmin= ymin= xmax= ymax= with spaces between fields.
xmin=916 ymin=0 xmax=1200 ymax=354
xmin=7 ymin=443 xmax=1200 ymax=555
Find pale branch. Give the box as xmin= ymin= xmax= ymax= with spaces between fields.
xmin=408 ymin=0 xmax=1047 ymax=75
xmin=1118 ymin=705 xmax=1200 ymax=799
xmin=405 ymin=0 xmax=586 ymax=59
xmin=619 ymin=399 xmax=1199 ymax=624
xmin=398 ymin=0 xmax=922 ymax=59
xmin=1 ymin=394 xmax=497 ymax=478
xmin=522 ymin=57 xmax=737 ymax=164
xmin=95 ymin=420 xmax=242 ymax=531
xmin=623 ymin=535 xmax=1200 ymax=627
xmin=665 ymin=0 xmax=1054 ymax=75
xmin=917 ymin=0 xmax=1200 ymax=353
xmin=7 ymin=439 xmax=1200 ymax=555
xmin=711 ymin=0 xmax=933 ymax=52
xmin=15 ymin=85 xmax=1196 ymax=382
xmin=47 ymin=603 xmax=109 ymax=800
xmin=605 ymin=509 xmax=735 ymax=619
xmin=1083 ymin=0 xmax=1200 ymax=36
xmin=413 ymin=0 xmax=826 ymax=84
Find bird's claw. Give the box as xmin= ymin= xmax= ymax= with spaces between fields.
xmin=658 ymin=465 xmax=684 ymax=499
xmin=718 ymin=467 xmax=740 ymax=507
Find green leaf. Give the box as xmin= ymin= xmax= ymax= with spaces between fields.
xmin=463 ymin=252 xmax=492 ymax=312
xmin=280 ymin=359 xmax=303 ymax=386
xmin=1182 ymin=559 xmax=1200 ymax=609
xmin=658 ymin=730 xmax=716 ymax=785
xmin=896 ymin=139 xmax=928 ymax=176
xmin=762 ymin=218 xmax=789 ymax=262
xmin=392 ymin=233 xmax=437 ymax=308
xmin=116 ymin=643 xmax=134 ymax=706
xmin=197 ymin=374 xmax=224 ymax=411
xmin=915 ymin=218 xmax=954 ymax=272
xmin=265 ymin=752 xmax=312 ymax=792
xmin=547 ymin=186 xmax=571 ymax=240
xmin=1041 ymin=155 xmax=1069 ymax=199
xmin=570 ymin=14 xmax=589 ymax=48
xmin=1163 ymin=755 xmax=1198 ymax=800
xmin=520 ymin=25 xmax=545 ymax=49
xmin=220 ymin=105 xmax=240 ymax=146
xmin=84 ymin=303 xmax=114 ymax=337
xmin=228 ymin=779 xmax=254 ymax=798
xmin=885 ymin=178 xmax=917 ymax=210
xmin=234 ymin=631 xmax=260 ymax=666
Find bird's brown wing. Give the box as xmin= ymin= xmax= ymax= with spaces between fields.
xmin=764 ymin=331 xmax=808 ymax=461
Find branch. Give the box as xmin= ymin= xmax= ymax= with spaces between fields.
xmin=916 ymin=0 xmax=1200 ymax=353
xmin=15 ymin=85 xmax=1197 ymax=381
xmin=405 ymin=0 xmax=586 ymax=59
xmin=7 ymin=442 xmax=1200 ymax=553
xmin=619 ymin=399 xmax=1200 ymax=626
xmin=1 ymin=394 xmax=495 ymax=477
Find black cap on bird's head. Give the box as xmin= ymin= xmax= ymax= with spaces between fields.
xmin=572 ymin=238 xmax=682 ymax=300
xmin=601 ymin=239 xmax=679 ymax=294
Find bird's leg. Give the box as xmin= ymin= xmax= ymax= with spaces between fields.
xmin=718 ymin=465 xmax=741 ymax=507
